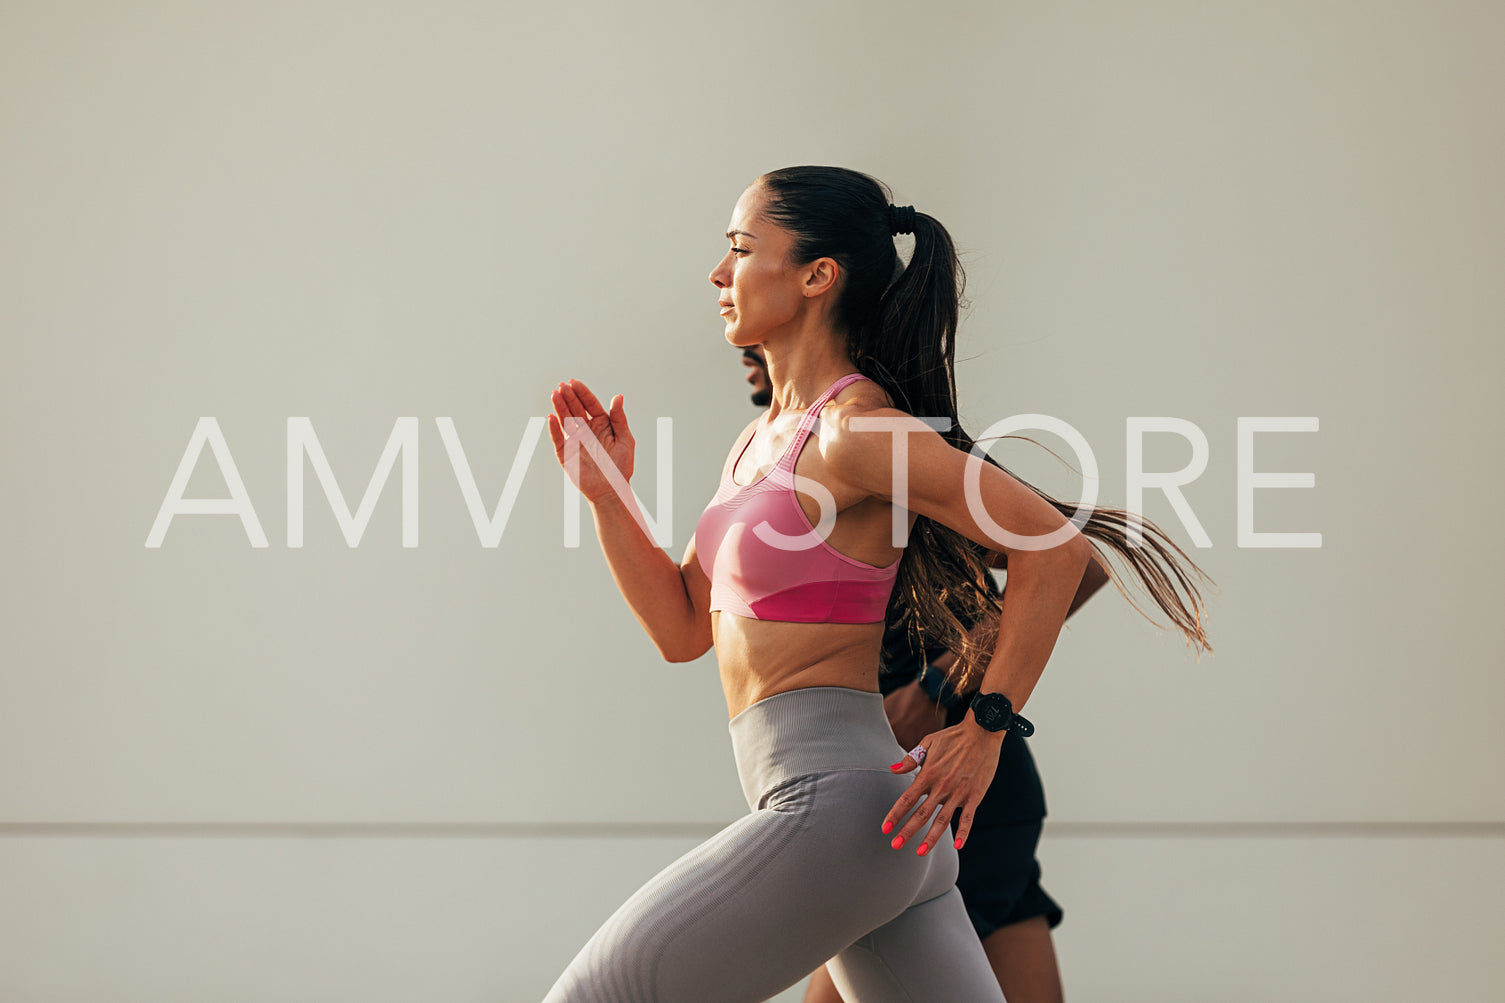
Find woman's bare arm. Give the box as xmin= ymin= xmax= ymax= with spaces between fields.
xmin=547 ymin=378 xmax=713 ymax=663
xmin=586 ymin=493 xmax=715 ymax=662
xmin=824 ymin=407 xmax=1094 ymax=851
xmin=828 ymin=408 xmax=1093 ymax=712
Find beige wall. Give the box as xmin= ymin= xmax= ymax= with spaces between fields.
xmin=2 ymin=1 xmax=1501 ymax=999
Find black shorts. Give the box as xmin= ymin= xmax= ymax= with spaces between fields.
xmin=952 ymin=817 xmax=1063 ymax=938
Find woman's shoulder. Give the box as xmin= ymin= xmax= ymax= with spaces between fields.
xmin=828 ymin=374 xmax=899 ymax=415
xmin=816 ymin=379 xmax=976 ymax=504
xmin=814 ymin=383 xmax=933 ymax=490
xmin=822 ymin=376 xmax=923 ymax=435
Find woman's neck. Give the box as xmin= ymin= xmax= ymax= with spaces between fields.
xmin=759 ymin=334 xmax=856 ymax=419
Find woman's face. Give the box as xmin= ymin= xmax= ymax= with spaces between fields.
xmin=708 ymin=184 xmax=808 ymax=347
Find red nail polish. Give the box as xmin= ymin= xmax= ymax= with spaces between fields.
xmin=917 ymin=843 xmax=929 ymax=856
xmin=890 ymin=762 xmax=902 ymax=771
xmin=954 ymin=838 xmax=964 ymax=850
xmin=891 ymin=836 xmax=904 ymax=849
xmin=882 ymin=821 xmax=893 ymax=835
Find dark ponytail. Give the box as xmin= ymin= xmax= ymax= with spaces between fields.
xmin=756 ymin=166 xmax=1213 ymax=689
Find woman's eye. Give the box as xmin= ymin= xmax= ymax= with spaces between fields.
xmin=730 ymin=247 xmax=748 ymax=255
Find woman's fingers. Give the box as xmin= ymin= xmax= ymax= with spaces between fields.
xmin=562 ymin=380 xmax=615 ymax=429
xmin=550 ymin=383 xmax=611 ymax=445
xmin=889 ymin=753 xmax=920 ymax=775
xmin=882 ymin=728 xmax=939 ymax=840
xmin=890 ymin=784 xmax=967 ymax=854
xmin=883 ymin=722 xmax=1003 ymax=853
xmin=609 ymin=393 xmax=629 ymax=437
xmin=569 ymin=379 xmax=607 ymax=415
xmin=952 ymin=805 xmax=978 ymax=851
xmin=890 ymin=785 xmax=945 ymax=849
xmin=558 ymin=381 xmax=592 ymax=419
xmin=916 ymin=804 xmax=956 ymax=856
xmin=548 ymin=392 xmax=590 ymax=450
xmin=547 ymin=390 xmax=598 ymax=470
xmin=883 ymin=794 xmax=933 ymax=848
xmin=880 ymin=769 xmax=926 ymax=837
xmin=548 ymin=381 xmax=636 ymax=503
xmin=554 ymin=381 xmax=629 ymax=451
xmin=881 ymin=731 xmax=991 ymax=854
xmin=549 ymin=386 xmax=580 ymax=426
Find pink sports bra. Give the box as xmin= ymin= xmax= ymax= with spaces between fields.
xmin=694 ymin=372 xmax=902 ymax=624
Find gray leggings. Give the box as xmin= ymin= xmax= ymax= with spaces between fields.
xmin=542 ymin=686 xmax=1005 ymax=1002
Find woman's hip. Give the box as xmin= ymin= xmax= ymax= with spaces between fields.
xmin=728 ymin=685 xmax=907 ymax=808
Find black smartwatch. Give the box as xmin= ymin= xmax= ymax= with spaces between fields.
xmin=967 ymin=692 xmax=1035 ymax=737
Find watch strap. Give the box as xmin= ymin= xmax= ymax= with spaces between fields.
xmin=917 ymin=662 xmax=966 ymax=710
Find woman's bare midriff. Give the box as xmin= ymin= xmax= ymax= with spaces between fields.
xmin=713 ymin=612 xmax=887 ymax=719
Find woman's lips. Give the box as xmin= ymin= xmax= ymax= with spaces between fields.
xmin=720 ymin=305 xmax=734 ymax=316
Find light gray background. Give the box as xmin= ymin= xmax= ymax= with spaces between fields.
xmin=2 ymin=1 xmax=1501 ymax=1000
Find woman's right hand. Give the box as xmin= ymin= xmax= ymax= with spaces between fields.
xmin=547 ymin=378 xmax=635 ymax=504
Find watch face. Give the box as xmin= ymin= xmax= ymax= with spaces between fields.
xmin=971 ymin=692 xmax=1013 ymax=732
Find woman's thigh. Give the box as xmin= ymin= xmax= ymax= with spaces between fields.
xmin=830 ymin=886 xmax=1005 ymax=1003
xmin=542 ymin=770 xmax=945 ymax=1003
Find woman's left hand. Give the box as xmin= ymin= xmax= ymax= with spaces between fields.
xmin=882 ymin=720 xmax=1003 ymax=854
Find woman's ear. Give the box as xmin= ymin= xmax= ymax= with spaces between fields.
xmin=801 ymin=256 xmax=841 ymax=299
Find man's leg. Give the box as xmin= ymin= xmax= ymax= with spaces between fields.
xmin=982 ymin=916 xmax=1065 ymax=1003
xmin=800 ymin=964 xmax=843 ymax=1003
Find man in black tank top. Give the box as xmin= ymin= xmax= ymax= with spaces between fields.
xmin=738 ymin=344 xmax=1107 ymax=1003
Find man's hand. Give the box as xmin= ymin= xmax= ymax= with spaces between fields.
xmin=883 ymin=679 xmax=947 ymax=750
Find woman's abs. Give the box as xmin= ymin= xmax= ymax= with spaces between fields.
xmin=712 ymin=614 xmax=887 ymax=718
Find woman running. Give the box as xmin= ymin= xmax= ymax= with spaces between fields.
xmin=742 ymin=341 xmax=1093 ymax=1003
xmin=544 ymin=166 xmax=1211 ymax=1002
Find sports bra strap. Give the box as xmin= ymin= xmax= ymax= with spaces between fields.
xmin=777 ymin=372 xmax=870 ymax=471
